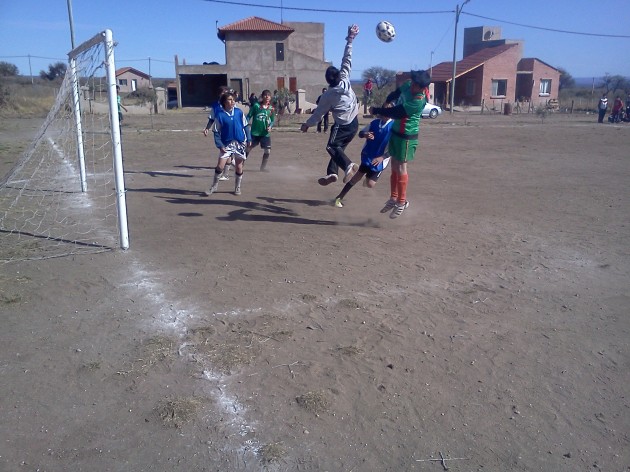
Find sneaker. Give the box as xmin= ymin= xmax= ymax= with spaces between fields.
xmin=318 ymin=174 xmax=338 ymax=186
xmin=218 ymin=175 xmax=230 ymax=181
xmin=390 ymin=200 xmax=410 ymax=219
xmin=234 ymin=186 xmax=241 ymax=196
xmin=343 ymin=163 xmax=359 ymax=183
xmin=333 ymin=198 xmax=344 ymax=208
xmin=380 ymin=198 xmax=396 ymax=213
xmin=204 ymin=184 xmax=218 ymax=196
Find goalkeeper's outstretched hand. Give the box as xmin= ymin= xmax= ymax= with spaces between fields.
xmin=346 ymin=24 xmax=359 ymax=42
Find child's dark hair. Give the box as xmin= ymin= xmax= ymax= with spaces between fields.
xmin=220 ymin=92 xmax=235 ymax=107
xmin=261 ymin=89 xmax=271 ymax=96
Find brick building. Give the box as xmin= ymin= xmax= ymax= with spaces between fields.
xmin=429 ymin=26 xmax=560 ymax=110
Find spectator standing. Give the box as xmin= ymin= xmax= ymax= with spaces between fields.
xmin=316 ymin=88 xmax=329 ymax=133
xmin=597 ymin=93 xmax=608 ymax=123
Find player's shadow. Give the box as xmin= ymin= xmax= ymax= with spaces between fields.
xmin=124 ymin=170 xmax=193 ymax=178
xmin=174 ymin=165 xmax=213 ymax=171
xmin=160 ymin=195 xmax=366 ymax=227
xmin=257 ymin=196 xmax=329 ymax=207
xmin=126 ymin=186 xmax=202 ymax=196
xmin=160 ymin=195 xmax=299 ymax=218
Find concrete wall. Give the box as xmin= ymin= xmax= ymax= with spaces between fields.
xmin=80 ymin=86 xmax=167 ymax=115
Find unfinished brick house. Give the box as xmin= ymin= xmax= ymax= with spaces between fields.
xmin=430 ymin=26 xmax=560 ymax=111
xmin=174 ymin=16 xmax=331 ymax=108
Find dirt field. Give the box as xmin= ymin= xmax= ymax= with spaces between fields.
xmin=1 ymin=110 xmax=629 ymax=471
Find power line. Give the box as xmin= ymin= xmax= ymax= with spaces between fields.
xmin=463 ymin=12 xmax=630 ymax=39
xmin=203 ymin=0 xmax=452 ymax=15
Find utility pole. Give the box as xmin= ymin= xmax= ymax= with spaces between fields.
xmin=449 ymin=0 xmax=470 ymax=114
xmin=66 ymin=0 xmax=76 ymax=49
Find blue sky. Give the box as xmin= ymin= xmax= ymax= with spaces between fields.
xmin=1 ymin=0 xmax=629 ymax=81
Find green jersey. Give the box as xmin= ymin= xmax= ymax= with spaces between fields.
xmin=247 ymin=102 xmax=275 ymax=137
xmin=391 ymin=80 xmax=427 ymax=137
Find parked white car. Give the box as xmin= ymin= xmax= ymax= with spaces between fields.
xmin=422 ymin=102 xmax=442 ymax=119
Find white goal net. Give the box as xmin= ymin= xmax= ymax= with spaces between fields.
xmin=0 ymin=29 xmax=129 ymax=263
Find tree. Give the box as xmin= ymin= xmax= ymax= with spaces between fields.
xmin=39 ymin=62 xmax=67 ymax=81
xmin=362 ymin=66 xmax=396 ymax=90
xmin=0 ymin=61 xmax=19 ymax=77
xmin=599 ymin=73 xmax=629 ymax=95
xmin=557 ymin=67 xmax=575 ymax=90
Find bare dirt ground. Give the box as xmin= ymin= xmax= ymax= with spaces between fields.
xmin=1 ymin=110 xmax=629 ymax=471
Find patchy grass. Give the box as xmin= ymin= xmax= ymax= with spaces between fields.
xmin=296 ymin=390 xmax=330 ymax=415
xmin=154 ymin=397 xmax=208 ymax=428
xmin=258 ymin=442 xmax=286 ymax=464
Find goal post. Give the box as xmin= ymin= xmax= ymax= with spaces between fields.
xmin=0 ymin=29 xmax=130 ymax=262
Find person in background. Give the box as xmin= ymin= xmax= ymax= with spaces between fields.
xmin=316 ymin=88 xmax=329 ymax=133
xmin=247 ymin=89 xmax=275 ymax=171
xmin=597 ymin=93 xmax=608 ymax=123
xmin=116 ymin=85 xmax=128 ymax=124
xmin=248 ymin=93 xmax=258 ymax=107
xmin=610 ymin=96 xmax=624 ymax=122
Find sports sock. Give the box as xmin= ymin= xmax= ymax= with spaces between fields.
xmin=397 ymin=173 xmax=408 ymax=204
xmin=390 ymin=171 xmax=399 ymax=201
xmin=336 ymin=181 xmax=355 ymax=200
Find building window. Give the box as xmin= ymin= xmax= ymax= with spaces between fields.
xmin=491 ymin=79 xmax=507 ymax=97
xmin=276 ymin=43 xmax=284 ymax=61
xmin=118 ymin=79 xmax=128 ymax=86
xmin=539 ymin=79 xmax=551 ymax=96
xmin=466 ymin=79 xmax=475 ymax=96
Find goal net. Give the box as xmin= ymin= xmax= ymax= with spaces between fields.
xmin=0 ymin=29 xmax=129 ymax=263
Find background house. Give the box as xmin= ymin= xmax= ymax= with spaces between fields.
xmin=115 ymin=67 xmax=152 ymax=93
xmin=174 ymin=16 xmax=331 ymax=108
xmin=429 ymin=26 xmax=560 ymax=110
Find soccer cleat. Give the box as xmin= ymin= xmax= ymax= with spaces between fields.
xmin=204 ymin=184 xmax=218 ymax=196
xmin=234 ymin=186 xmax=241 ymax=195
xmin=318 ymin=174 xmax=338 ymax=186
xmin=380 ymin=198 xmax=396 ymax=213
xmin=390 ymin=200 xmax=410 ymax=219
xmin=343 ymin=163 xmax=358 ymax=183
xmin=333 ymin=198 xmax=344 ymax=208
xmin=218 ymin=175 xmax=230 ymax=181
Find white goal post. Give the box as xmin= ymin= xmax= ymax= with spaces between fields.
xmin=0 ymin=29 xmax=129 ymax=262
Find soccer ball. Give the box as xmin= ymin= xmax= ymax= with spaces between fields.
xmin=376 ymin=21 xmax=395 ymax=43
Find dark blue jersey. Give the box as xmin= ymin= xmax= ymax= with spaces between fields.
xmin=360 ymin=118 xmax=393 ymax=172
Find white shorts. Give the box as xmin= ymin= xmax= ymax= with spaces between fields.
xmin=219 ymin=141 xmax=247 ymax=161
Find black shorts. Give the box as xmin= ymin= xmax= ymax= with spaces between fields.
xmin=251 ymin=135 xmax=271 ymax=149
xmin=358 ymin=163 xmax=384 ymax=182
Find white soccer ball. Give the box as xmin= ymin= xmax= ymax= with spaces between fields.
xmin=376 ymin=21 xmax=395 ymax=43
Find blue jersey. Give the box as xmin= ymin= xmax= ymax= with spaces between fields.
xmin=212 ymin=107 xmax=251 ymax=148
xmin=360 ymin=118 xmax=392 ymax=172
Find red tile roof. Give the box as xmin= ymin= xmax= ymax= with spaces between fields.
xmin=430 ymin=44 xmax=518 ymax=82
xmin=217 ymin=16 xmax=294 ymax=40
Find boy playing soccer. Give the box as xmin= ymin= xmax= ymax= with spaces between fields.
xmin=333 ymin=104 xmax=393 ymax=208
xmin=205 ymin=92 xmax=252 ymax=196
xmin=370 ymin=70 xmax=431 ymax=218
xmin=300 ymin=24 xmax=361 ymax=186
xmin=203 ymin=85 xmax=233 ymax=181
xmin=247 ymin=89 xmax=275 ymax=171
